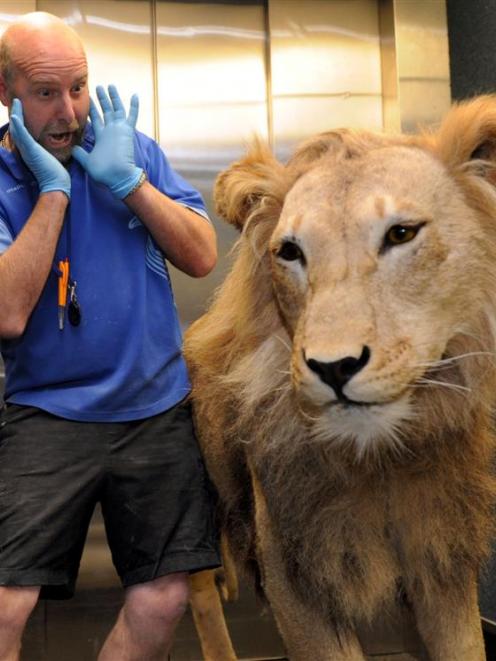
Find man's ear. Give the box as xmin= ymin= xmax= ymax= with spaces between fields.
xmin=0 ymin=73 xmax=10 ymax=108
xmin=214 ymin=138 xmax=288 ymax=231
xmin=431 ymin=95 xmax=496 ymax=179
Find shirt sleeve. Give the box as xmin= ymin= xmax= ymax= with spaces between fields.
xmin=0 ymin=217 xmax=12 ymax=254
xmin=175 ymin=202 xmax=211 ymax=222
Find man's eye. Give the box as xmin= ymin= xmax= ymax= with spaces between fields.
xmin=37 ymin=89 xmax=52 ymax=98
xmin=276 ymin=241 xmax=305 ymax=263
xmin=383 ymin=224 xmax=423 ymax=248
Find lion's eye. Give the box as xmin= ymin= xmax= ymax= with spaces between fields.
xmin=276 ymin=241 xmax=305 ymax=263
xmin=384 ymin=224 xmax=421 ymax=248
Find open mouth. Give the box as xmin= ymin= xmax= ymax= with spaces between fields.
xmin=46 ymin=132 xmax=73 ymax=148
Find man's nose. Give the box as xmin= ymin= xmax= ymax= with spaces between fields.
xmin=56 ymin=92 xmax=77 ymax=124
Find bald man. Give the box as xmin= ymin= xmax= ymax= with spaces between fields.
xmin=0 ymin=12 xmax=219 ymax=661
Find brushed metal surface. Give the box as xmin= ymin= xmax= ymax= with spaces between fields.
xmin=268 ymin=0 xmax=383 ymax=161
xmin=392 ymin=0 xmax=451 ymax=133
xmin=155 ymin=0 xmax=267 ymax=324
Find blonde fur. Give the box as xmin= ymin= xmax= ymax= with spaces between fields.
xmin=185 ymin=96 xmax=496 ymax=660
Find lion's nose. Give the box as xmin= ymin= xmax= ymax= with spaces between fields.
xmin=305 ymin=346 xmax=371 ymax=395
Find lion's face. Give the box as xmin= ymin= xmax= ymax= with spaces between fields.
xmin=268 ymin=146 xmax=487 ymax=450
xmin=205 ymin=98 xmax=496 ymax=455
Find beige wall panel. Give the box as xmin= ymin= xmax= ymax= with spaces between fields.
xmin=38 ymin=0 xmax=155 ymax=137
xmin=394 ymin=0 xmax=450 ymax=132
xmin=270 ymin=0 xmax=382 ymax=96
xmin=0 ymin=1 xmax=36 ymax=34
xmin=269 ymin=0 xmax=383 ymax=159
xmin=273 ymin=95 xmax=383 ymax=141
xmin=159 ymin=104 xmax=268 ymax=160
xmin=156 ymin=2 xmax=267 ymax=152
xmin=156 ymin=1 xmax=267 ymax=324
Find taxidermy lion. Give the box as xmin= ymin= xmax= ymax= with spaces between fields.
xmin=185 ymin=96 xmax=496 ymax=661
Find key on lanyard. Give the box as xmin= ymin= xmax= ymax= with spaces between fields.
xmin=68 ymin=281 xmax=82 ymax=327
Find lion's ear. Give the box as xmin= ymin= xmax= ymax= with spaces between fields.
xmin=287 ymin=131 xmax=348 ymax=172
xmin=214 ymin=139 xmax=287 ymax=231
xmin=433 ymin=95 xmax=496 ymax=178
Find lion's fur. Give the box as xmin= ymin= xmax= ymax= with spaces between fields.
xmin=185 ymin=96 xmax=496 ymax=658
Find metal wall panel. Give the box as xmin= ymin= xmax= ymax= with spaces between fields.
xmin=155 ymin=0 xmax=267 ymax=323
xmin=268 ymin=0 xmax=383 ymax=160
xmin=393 ymin=0 xmax=450 ymax=133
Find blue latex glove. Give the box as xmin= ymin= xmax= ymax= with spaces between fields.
xmin=72 ymin=85 xmax=143 ymax=200
xmin=9 ymin=98 xmax=71 ymax=199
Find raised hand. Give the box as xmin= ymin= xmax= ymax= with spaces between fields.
xmin=72 ymin=85 xmax=144 ymax=199
xmin=9 ymin=98 xmax=71 ymax=199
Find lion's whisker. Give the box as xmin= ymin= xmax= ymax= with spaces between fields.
xmin=296 ymin=405 xmax=321 ymax=423
xmin=417 ymin=351 xmax=495 ymax=369
xmin=273 ymin=384 xmax=292 ymax=393
xmin=273 ymin=334 xmax=292 ymax=352
xmin=415 ymin=378 xmax=472 ymax=393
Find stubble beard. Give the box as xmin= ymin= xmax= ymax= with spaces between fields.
xmin=38 ymin=122 xmax=86 ymax=164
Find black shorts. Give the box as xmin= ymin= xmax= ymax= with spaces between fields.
xmin=0 ymin=400 xmax=220 ymax=599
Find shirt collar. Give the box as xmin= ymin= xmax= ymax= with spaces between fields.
xmin=0 ymin=123 xmax=32 ymax=181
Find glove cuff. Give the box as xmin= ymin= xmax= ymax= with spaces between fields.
xmin=110 ymin=167 xmax=144 ymax=200
xmin=39 ymin=183 xmax=71 ymax=200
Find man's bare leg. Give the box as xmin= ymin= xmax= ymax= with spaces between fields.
xmin=0 ymin=586 xmax=40 ymax=661
xmin=99 ymin=572 xmax=189 ymax=661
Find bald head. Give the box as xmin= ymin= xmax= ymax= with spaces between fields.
xmin=0 ymin=11 xmax=90 ymax=163
xmin=0 ymin=12 xmax=86 ymax=88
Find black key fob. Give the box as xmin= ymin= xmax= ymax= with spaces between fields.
xmin=68 ymin=282 xmax=82 ymax=327
xmin=68 ymin=300 xmax=81 ymax=327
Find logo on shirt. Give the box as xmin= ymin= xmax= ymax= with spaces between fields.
xmin=6 ymin=184 xmax=25 ymax=194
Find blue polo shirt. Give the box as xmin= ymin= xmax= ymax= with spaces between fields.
xmin=0 ymin=124 xmax=209 ymax=421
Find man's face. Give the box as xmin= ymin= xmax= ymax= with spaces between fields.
xmin=1 ymin=32 xmax=90 ymax=163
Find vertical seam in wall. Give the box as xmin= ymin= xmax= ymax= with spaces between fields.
xmin=151 ymin=0 xmax=160 ymax=143
xmin=263 ymin=0 xmax=274 ymax=151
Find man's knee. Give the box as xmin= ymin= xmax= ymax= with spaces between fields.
xmin=124 ymin=573 xmax=190 ymax=625
xmin=0 ymin=586 xmax=40 ymax=630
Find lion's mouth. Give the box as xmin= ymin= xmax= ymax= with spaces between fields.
xmin=327 ymin=389 xmax=411 ymax=410
xmin=331 ymin=394 xmax=377 ymax=408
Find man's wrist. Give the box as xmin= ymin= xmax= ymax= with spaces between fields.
xmin=38 ymin=190 xmax=70 ymax=211
xmin=123 ymin=169 xmax=147 ymax=199
xmin=111 ymin=168 xmax=146 ymax=200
